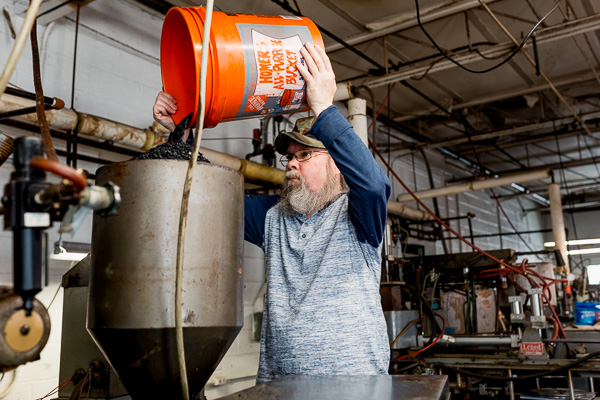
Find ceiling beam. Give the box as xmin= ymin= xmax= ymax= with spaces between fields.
xmin=361 ymin=13 xmax=600 ymax=88
xmin=326 ymin=0 xmax=500 ymax=52
xmin=456 ymin=128 xmax=600 ymax=155
xmin=31 ymin=0 xmax=96 ymax=25
xmin=498 ymin=156 xmax=600 ymax=175
xmin=317 ymin=0 xmax=364 ymax=30
xmin=394 ymin=68 xmax=600 ymax=122
xmin=394 ymin=110 xmax=600 ymax=151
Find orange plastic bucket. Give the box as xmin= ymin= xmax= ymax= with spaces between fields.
xmin=160 ymin=8 xmax=324 ymax=128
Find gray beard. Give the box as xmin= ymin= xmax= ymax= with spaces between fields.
xmin=279 ymin=167 xmax=342 ymax=217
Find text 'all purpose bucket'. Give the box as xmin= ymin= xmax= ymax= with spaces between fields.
xmin=160 ymin=8 xmax=324 ymax=128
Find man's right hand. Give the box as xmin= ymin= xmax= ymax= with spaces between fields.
xmin=153 ymin=91 xmax=178 ymax=131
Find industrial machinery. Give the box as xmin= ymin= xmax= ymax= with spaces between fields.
xmin=0 ymin=135 xmax=120 ymax=372
xmin=381 ymin=241 xmax=600 ymax=400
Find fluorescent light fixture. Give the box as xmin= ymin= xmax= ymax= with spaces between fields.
xmin=532 ymin=193 xmax=550 ymax=205
xmin=544 ymin=238 xmax=600 ymax=247
xmin=567 ymin=247 xmax=600 ymax=256
xmin=510 ymin=183 xmax=528 ymax=193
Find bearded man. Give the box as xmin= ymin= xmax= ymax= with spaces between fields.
xmin=154 ymin=43 xmax=390 ymax=384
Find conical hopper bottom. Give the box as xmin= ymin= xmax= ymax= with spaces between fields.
xmin=89 ymin=326 xmax=240 ymax=399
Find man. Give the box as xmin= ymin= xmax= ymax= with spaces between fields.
xmin=154 ymin=42 xmax=391 ymax=384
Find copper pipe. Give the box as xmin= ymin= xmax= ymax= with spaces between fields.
xmin=31 ymin=20 xmax=58 ymax=161
xmin=29 ymin=157 xmax=87 ymax=189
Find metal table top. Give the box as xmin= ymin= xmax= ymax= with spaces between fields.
xmin=217 ymin=374 xmax=449 ymax=400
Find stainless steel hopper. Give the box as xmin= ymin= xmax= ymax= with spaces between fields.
xmin=88 ymin=160 xmax=244 ymax=399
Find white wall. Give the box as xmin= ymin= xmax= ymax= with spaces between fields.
xmin=0 ymin=0 xmax=552 ymax=399
xmin=387 ymin=149 xmax=546 ymax=260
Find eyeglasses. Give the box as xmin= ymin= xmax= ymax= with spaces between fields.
xmin=280 ymin=150 xmax=329 ymax=167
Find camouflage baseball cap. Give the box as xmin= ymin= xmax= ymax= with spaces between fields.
xmin=274 ymin=116 xmax=325 ymax=155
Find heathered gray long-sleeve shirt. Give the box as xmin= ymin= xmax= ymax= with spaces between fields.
xmin=244 ymin=105 xmax=391 ymax=383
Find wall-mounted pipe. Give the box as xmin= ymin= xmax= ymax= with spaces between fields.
xmin=1 ymin=92 xmax=286 ymax=185
xmin=77 ymin=112 xmax=153 ymax=149
xmin=1 ymin=92 xmax=441 ymax=221
xmin=396 ymin=169 xmax=551 ymax=203
xmin=1 ymin=93 xmax=152 ymax=149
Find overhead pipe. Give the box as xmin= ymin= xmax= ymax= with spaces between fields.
xmin=396 ymin=169 xmax=551 ymax=203
xmin=3 ymin=80 xmax=358 ymax=151
xmin=548 ymin=183 xmax=570 ymax=274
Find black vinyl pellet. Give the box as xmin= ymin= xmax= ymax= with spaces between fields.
xmin=132 ymin=141 xmax=210 ymax=163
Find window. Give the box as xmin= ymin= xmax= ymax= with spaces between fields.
xmin=587 ymin=265 xmax=600 ymax=285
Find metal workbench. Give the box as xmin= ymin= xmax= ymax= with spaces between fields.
xmin=217 ymin=374 xmax=450 ymax=400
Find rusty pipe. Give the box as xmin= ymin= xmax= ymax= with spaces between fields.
xmin=0 ymin=131 xmax=13 ymax=166
xmin=3 ymin=94 xmax=444 ymax=220
xmin=0 ymin=93 xmax=153 ymax=149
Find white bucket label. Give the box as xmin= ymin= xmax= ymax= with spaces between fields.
xmin=236 ymin=24 xmax=313 ymax=119
xmin=252 ymin=31 xmax=304 ymax=97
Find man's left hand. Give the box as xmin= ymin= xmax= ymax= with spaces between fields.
xmin=297 ymin=42 xmax=337 ymax=118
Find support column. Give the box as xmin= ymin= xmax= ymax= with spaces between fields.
xmin=348 ymin=97 xmax=368 ymax=147
xmin=548 ymin=183 xmax=569 ymax=274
